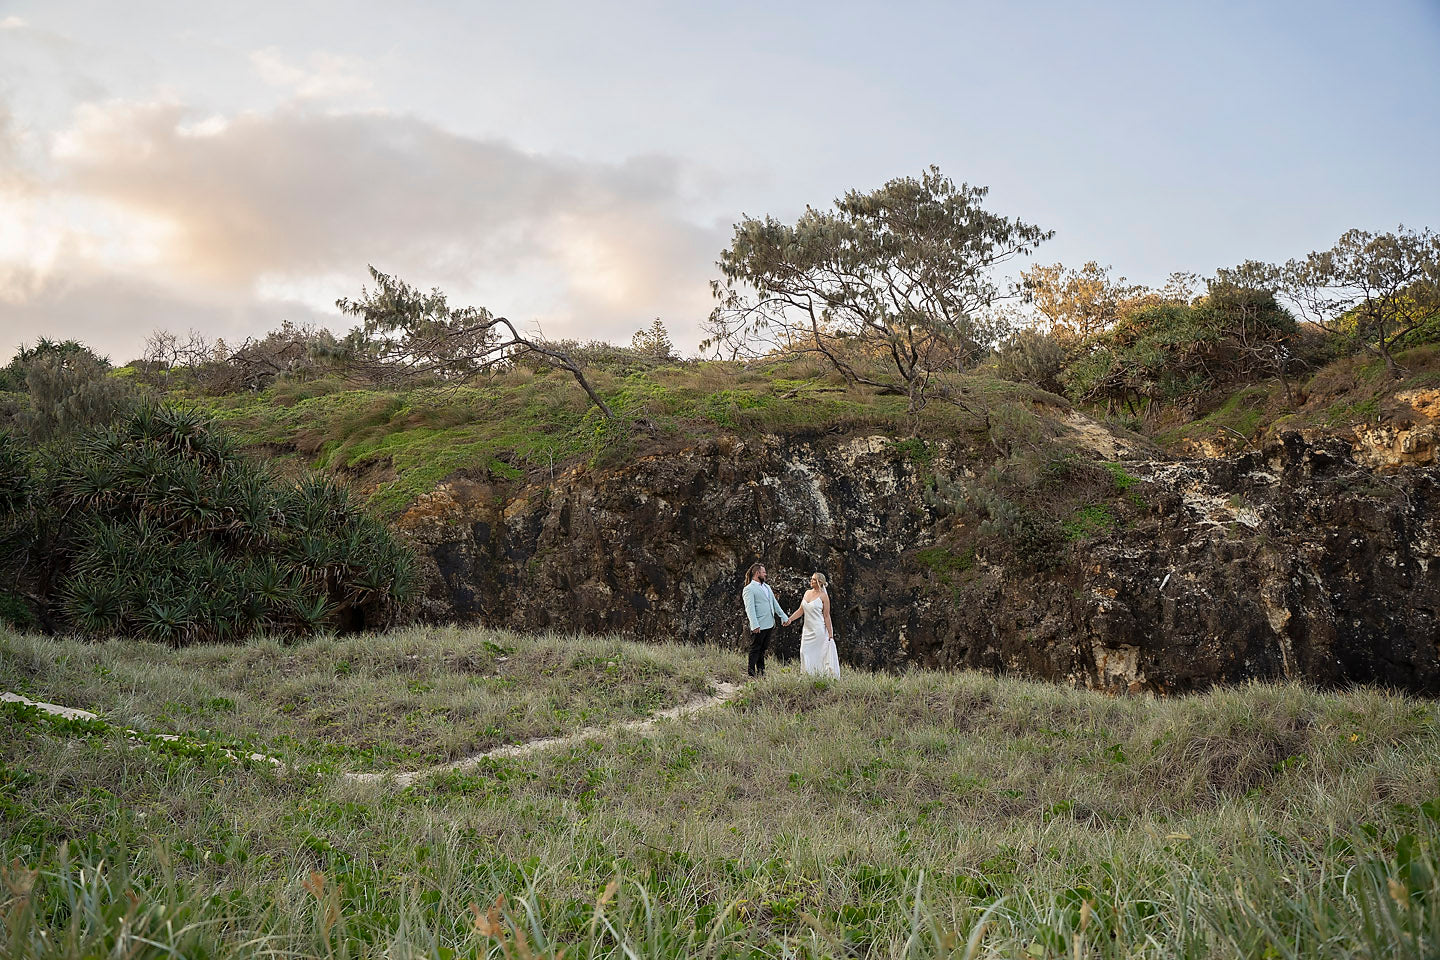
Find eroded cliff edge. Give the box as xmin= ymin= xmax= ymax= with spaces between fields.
xmin=396 ymin=428 xmax=1440 ymax=695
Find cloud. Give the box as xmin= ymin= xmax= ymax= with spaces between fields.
xmin=249 ymin=47 xmax=373 ymax=99
xmin=0 ymin=270 xmax=334 ymax=362
xmin=0 ymin=97 xmax=728 ymax=357
xmin=0 ymin=17 xmax=26 ymax=30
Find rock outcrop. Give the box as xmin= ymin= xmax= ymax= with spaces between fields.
xmin=398 ymin=427 xmax=1440 ymax=696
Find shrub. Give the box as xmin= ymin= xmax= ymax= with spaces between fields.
xmin=934 ymin=445 xmax=1120 ymax=572
xmin=630 ymin=319 xmax=677 ymax=360
xmin=7 ymin=404 xmax=416 ymax=642
xmin=991 ymin=327 xmax=1069 ymax=394
xmin=136 ymin=322 xmax=344 ymax=394
xmin=1062 ymin=291 xmax=1297 ymax=411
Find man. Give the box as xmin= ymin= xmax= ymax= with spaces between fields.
xmin=742 ymin=562 xmax=787 ymax=678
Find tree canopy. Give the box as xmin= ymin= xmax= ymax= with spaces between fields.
xmin=1281 ymin=226 xmax=1440 ymax=378
xmin=703 ymin=167 xmax=1052 ymax=409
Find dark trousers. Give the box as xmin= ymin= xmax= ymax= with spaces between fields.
xmin=748 ymin=624 xmax=777 ymax=677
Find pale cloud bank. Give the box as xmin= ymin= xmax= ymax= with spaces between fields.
xmin=0 ymin=92 xmax=727 ymax=360
xmin=249 ymin=47 xmax=374 ymax=100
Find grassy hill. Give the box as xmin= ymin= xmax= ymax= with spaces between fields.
xmin=4 ymin=626 xmax=1438 ymax=958
xmin=163 ymin=341 xmax=1440 ymax=522
xmin=178 ymin=359 xmax=1075 ymax=516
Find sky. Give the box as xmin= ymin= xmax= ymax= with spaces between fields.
xmin=0 ymin=0 xmax=1437 ymax=362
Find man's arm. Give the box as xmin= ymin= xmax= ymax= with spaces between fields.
xmin=743 ymin=584 xmax=762 ymax=631
xmin=769 ymin=587 xmax=785 ymax=619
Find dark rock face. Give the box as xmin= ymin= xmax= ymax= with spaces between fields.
xmin=399 ymin=431 xmax=1440 ymax=695
xmin=401 ymin=433 xmax=949 ymax=668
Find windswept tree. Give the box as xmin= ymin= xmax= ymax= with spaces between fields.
xmin=142 ymin=328 xmax=218 ymax=372
xmin=333 ymin=267 xmax=613 ymax=418
xmin=1280 ymin=226 xmax=1440 ymax=378
xmin=702 ymin=167 xmax=1052 ymax=410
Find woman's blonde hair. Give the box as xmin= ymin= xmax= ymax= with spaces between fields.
xmin=811 ymin=572 xmax=828 ymax=589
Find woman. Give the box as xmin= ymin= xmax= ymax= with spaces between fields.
xmin=784 ymin=572 xmax=841 ymax=677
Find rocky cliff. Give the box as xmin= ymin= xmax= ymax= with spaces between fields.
xmin=396 ymin=423 xmax=1440 ymax=696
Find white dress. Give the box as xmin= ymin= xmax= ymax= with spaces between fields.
xmin=799 ymin=595 xmax=841 ymax=677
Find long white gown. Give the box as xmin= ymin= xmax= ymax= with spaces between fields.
xmin=798 ymin=595 xmax=841 ymax=677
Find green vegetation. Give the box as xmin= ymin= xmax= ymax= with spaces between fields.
xmin=1156 ymin=344 xmax=1440 ymax=452
xmin=1061 ymin=504 xmax=1116 ymax=541
xmin=913 ymin=545 xmax=976 ymax=596
xmin=0 ymin=338 xmax=137 ymax=441
xmin=1100 ymin=462 xmax=1139 ymax=491
xmin=1062 ymin=290 xmax=1296 ymax=411
xmin=3 ymin=627 xmax=1438 ymax=958
xmin=190 ymin=362 xmax=1045 ymax=516
xmin=1154 ymin=385 xmax=1277 ymax=449
xmin=707 ymin=166 xmax=1052 ymax=410
xmin=0 ymin=628 xmax=738 ymax=772
xmin=930 ymin=441 xmax=1140 ymax=573
xmin=0 ymin=404 xmax=415 ymax=641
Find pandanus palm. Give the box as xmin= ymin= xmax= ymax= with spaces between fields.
xmin=32 ymin=403 xmax=416 ymax=644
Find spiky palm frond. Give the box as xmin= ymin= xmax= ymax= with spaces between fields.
xmin=287 ymin=474 xmax=354 ymax=533
xmin=136 ymin=600 xmax=186 ymax=644
xmin=290 ymin=593 xmax=335 ymax=632
xmin=0 ymin=433 xmax=32 ymax=511
xmin=61 ymin=461 xmax=123 ymax=514
xmin=61 ymin=574 xmax=127 ymax=637
xmin=152 ymin=405 xmax=209 ymax=458
xmin=124 ymin=405 xmax=166 ymax=445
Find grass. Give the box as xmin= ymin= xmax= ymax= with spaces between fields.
xmin=3 ymin=626 xmax=1439 ymax=958
xmin=1061 ymin=504 xmax=1116 ymax=541
xmin=1155 ymin=343 xmax=1440 ymax=452
xmin=0 ymin=628 xmax=742 ymax=772
xmin=185 ymin=362 xmax=1057 ymax=515
xmin=1153 ymin=385 xmax=1277 ymax=449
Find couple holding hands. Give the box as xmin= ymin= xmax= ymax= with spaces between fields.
xmin=741 ymin=562 xmax=842 ymax=679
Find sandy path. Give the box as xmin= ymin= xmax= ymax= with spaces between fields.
xmin=4 ymin=681 xmax=744 ymax=788
xmin=347 ymin=680 xmax=742 ymax=786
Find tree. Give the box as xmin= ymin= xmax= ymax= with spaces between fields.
xmin=216 ymin=320 xmax=338 ymax=392
xmin=1280 ymin=226 xmax=1440 ymax=378
xmin=1020 ymin=261 xmax=1149 ymax=340
xmin=702 ymin=167 xmax=1052 ymax=410
xmin=630 ymin=319 xmax=675 ymax=360
xmin=1206 ymin=261 xmax=1301 ymax=402
xmin=2 ymin=339 xmax=101 ymax=392
xmin=991 ymin=327 xmax=1068 ymax=394
xmin=334 ymin=267 xmax=614 ymax=418
xmin=142 ymin=328 xmax=215 ymax=372
xmin=10 ymin=340 xmax=137 ymax=441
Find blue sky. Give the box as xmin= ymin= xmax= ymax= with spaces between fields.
xmin=0 ymin=0 xmax=1436 ymax=359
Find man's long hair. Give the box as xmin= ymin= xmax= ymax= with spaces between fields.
xmin=744 ymin=562 xmax=763 ymax=587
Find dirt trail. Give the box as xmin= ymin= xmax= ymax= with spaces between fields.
xmin=349 ymin=680 xmax=742 ymax=786
xmin=4 ymin=681 xmax=744 ymax=788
